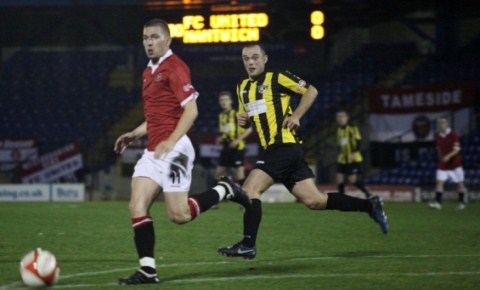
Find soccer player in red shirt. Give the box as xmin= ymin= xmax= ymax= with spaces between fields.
xmin=428 ymin=117 xmax=466 ymax=210
xmin=114 ymin=19 xmax=250 ymax=285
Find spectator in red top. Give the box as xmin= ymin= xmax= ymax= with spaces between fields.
xmin=428 ymin=117 xmax=466 ymax=210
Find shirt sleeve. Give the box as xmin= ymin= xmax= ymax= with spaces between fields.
xmin=277 ymin=70 xmax=310 ymax=95
xmin=353 ymin=125 xmax=362 ymax=140
xmin=169 ymin=65 xmax=199 ymax=107
xmin=236 ymin=83 xmax=246 ymax=114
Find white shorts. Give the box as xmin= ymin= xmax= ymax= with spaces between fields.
xmin=132 ymin=135 xmax=195 ymax=192
xmin=436 ymin=167 xmax=465 ymax=183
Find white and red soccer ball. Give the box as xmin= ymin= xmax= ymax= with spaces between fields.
xmin=19 ymin=248 xmax=60 ymax=287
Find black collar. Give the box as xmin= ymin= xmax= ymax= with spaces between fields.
xmin=249 ymin=70 xmax=267 ymax=82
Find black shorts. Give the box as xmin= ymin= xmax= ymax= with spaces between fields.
xmin=337 ymin=162 xmax=362 ymax=175
xmin=218 ymin=144 xmax=245 ymax=168
xmin=255 ymin=143 xmax=315 ymax=191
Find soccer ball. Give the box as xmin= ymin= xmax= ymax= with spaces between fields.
xmin=19 ymin=248 xmax=60 ymax=287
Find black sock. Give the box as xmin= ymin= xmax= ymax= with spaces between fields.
xmin=354 ymin=181 xmax=371 ymax=198
xmin=337 ymin=183 xmax=345 ymax=194
xmin=435 ymin=191 xmax=443 ymax=204
xmin=133 ymin=221 xmax=154 ymax=258
xmin=459 ymin=192 xmax=465 ymax=203
xmin=326 ymin=192 xmax=372 ymax=212
xmin=132 ymin=217 xmax=156 ymax=274
xmin=242 ymin=199 xmax=262 ymax=247
xmin=190 ymin=189 xmax=221 ymax=213
xmin=140 ymin=266 xmax=156 ymax=275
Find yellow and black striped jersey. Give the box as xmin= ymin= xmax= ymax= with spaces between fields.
xmin=219 ymin=109 xmax=246 ymax=150
xmin=236 ymin=70 xmax=310 ymax=149
xmin=337 ymin=123 xmax=363 ymax=164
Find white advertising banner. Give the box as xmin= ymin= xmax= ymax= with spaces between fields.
xmin=199 ymin=143 xmax=259 ymax=158
xmin=368 ymin=84 xmax=475 ymax=143
xmin=0 ymin=139 xmax=38 ymax=171
xmin=369 ymin=108 xmax=470 ymax=142
xmin=0 ymin=183 xmax=85 ymax=202
xmin=0 ymin=184 xmax=50 ymax=201
xmin=51 ymin=184 xmax=85 ymax=201
xmin=21 ymin=143 xmax=83 ymax=183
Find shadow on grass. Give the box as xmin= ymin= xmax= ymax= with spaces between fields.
xmin=162 ymin=262 xmax=311 ymax=283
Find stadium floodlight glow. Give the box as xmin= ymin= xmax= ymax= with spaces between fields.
xmin=168 ymin=13 xmax=269 ymax=44
xmin=310 ymin=10 xmax=325 ymax=40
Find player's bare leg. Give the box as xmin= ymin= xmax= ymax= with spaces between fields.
xmin=120 ymin=176 xmax=250 ymax=285
xmin=291 ymin=178 xmax=387 ymax=233
xmin=429 ymin=180 xmax=445 ymax=209
xmin=456 ymin=182 xmax=466 ymax=210
xmin=218 ymin=169 xmax=273 ymax=259
xmin=164 ymin=192 xmax=193 ymax=224
xmin=214 ymin=166 xmax=227 ymax=180
xmin=336 ymin=173 xmax=346 ymax=194
xmin=348 ymin=174 xmax=372 ymax=198
xmin=233 ymin=166 xmax=246 ymax=184
xmin=119 ymin=177 xmax=161 ymax=285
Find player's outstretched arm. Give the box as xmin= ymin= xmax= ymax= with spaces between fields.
xmin=283 ymin=85 xmax=318 ymax=129
xmin=114 ymin=121 xmax=147 ymax=154
xmin=154 ymin=100 xmax=198 ymax=159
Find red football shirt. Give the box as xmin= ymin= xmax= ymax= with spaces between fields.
xmin=142 ymin=50 xmax=198 ymax=151
xmin=435 ymin=129 xmax=462 ymax=170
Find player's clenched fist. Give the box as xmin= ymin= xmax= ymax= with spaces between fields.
xmin=154 ymin=139 xmax=175 ymax=159
xmin=282 ymin=115 xmax=300 ymax=130
xmin=114 ymin=132 xmax=135 ymax=154
xmin=237 ymin=112 xmax=250 ymax=128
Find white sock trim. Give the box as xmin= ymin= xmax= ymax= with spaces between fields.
xmin=139 ymin=257 xmax=156 ymax=269
xmin=213 ymin=185 xmax=227 ymax=200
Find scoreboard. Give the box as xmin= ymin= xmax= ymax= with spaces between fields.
xmin=168 ymin=11 xmax=325 ymax=44
xmin=168 ymin=13 xmax=269 ymax=44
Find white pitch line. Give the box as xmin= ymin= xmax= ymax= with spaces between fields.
xmin=168 ymin=271 xmax=480 ymax=284
xmin=2 ymin=254 xmax=479 ymax=289
xmin=290 ymin=253 xmax=480 ymax=261
xmin=0 ymin=282 xmax=21 ymax=290
xmin=5 ymin=271 xmax=480 ymax=289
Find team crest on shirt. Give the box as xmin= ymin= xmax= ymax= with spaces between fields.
xmin=258 ymin=85 xmax=269 ymax=94
xmin=154 ymin=73 xmax=163 ymax=82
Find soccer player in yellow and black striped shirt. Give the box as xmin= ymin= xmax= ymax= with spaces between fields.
xmin=336 ymin=110 xmax=372 ymax=198
xmin=215 ymin=91 xmax=252 ymax=184
xmin=217 ymin=43 xmax=388 ymax=259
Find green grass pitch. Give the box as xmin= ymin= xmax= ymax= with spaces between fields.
xmin=0 ymin=201 xmax=479 ymax=289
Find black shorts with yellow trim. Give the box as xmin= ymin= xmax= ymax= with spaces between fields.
xmin=255 ymin=143 xmax=314 ymax=191
xmin=337 ymin=162 xmax=362 ymax=175
xmin=218 ymin=144 xmax=245 ymax=168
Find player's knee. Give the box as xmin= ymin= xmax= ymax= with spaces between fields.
xmin=128 ymin=199 xmax=148 ymax=217
xmin=302 ymin=195 xmax=327 ymax=210
xmin=304 ymin=199 xmax=320 ymax=210
xmin=168 ymin=213 xmax=190 ymax=225
xmin=242 ymin=186 xmax=260 ymax=199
